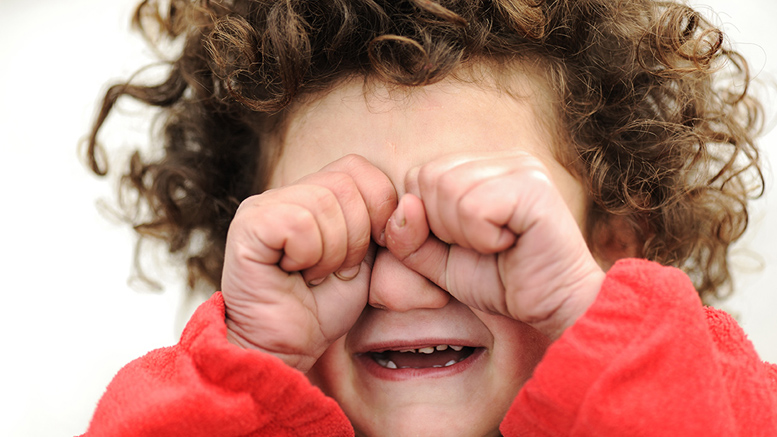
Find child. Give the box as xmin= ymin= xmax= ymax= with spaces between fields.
xmin=83 ymin=0 xmax=777 ymax=435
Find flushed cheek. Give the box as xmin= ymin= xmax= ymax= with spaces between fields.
xmin=479 ymin=314 xmax=552 ymax=383
xmin=306 ymin=337 xmax=353 ymax=397
xmin=546 ymin=169 xmax=588 ymax=229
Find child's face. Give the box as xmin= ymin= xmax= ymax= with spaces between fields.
xmin=268 ymin=68 xmax=587 ymax=436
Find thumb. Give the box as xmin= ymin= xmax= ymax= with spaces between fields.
xmin=385 ymin=194 xmax=508 ymax=315
xmin=384 ymin=194 xmax=431 ymax=267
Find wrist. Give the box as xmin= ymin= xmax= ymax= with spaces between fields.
xmin=225 ymin=321 xmax=320 ymax=372
xmin=534 ymin=268 xmax=606 ymax=340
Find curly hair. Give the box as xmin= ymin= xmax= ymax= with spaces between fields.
xmin=85 ymin=0 xmax=764 ymax=301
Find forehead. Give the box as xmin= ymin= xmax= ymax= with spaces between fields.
xmin=269 ymin=65 xmax=563 ymax=191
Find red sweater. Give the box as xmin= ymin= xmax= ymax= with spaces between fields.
xmin=83 ymin=260 xmax=777 ymax=436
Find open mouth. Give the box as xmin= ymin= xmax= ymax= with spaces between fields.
xmin=370 ymin=345 xmax=477 ymax=369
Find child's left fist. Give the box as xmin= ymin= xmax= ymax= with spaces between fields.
xmin=386 ymin=151 xmax=605 ymax=339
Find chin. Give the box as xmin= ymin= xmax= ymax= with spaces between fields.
xmin=350 ymin=406 xmax=502 ymax=437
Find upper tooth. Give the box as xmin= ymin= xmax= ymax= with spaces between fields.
xmin=392 ymin=345 xmax=465 ymax=354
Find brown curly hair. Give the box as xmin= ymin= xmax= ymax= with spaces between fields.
xmin=85 ymin=0 xmax=765 ymax=301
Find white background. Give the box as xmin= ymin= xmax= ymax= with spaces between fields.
xmin=1 ymin=1 xmax=775 ymax=435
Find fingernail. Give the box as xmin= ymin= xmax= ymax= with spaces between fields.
xmin=377 ymin=229 xmax=386 ymax=246
xmin=334 ymin=265 xmax=361 ymax=281
xmin=308 ymin=277 xmax=326 ymax=287
xmin=404 ymin=167 xmax=420 ymax=196
xmin=391 ymin=199 xmax=406 ymax=229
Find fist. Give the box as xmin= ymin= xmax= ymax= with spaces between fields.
xmin=386 ymin=151 xmax=605 ymax=339
xmin=221 ymin=155 xmax=397 ymax=371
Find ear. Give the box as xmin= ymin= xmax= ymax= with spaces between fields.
xmin=589 ymin=214 xmax=645 ymax=271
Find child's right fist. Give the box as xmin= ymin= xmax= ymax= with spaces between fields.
xmin=221 ymin=155 xmax=397 ymax=372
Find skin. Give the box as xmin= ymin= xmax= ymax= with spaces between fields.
xmin=222 ymin=68 xmax=618 ymax=436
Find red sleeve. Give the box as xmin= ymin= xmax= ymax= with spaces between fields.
xmin=501 ymin=259 xmax=777 ymax=437
xmin=83 ymin=292 xmax=353 ymax=437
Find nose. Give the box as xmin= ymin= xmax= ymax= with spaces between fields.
xmin=369 ymin=248 xmax=451 ymax=311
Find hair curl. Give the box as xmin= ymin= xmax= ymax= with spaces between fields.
xmin=85 ymin=0 xmax=765 ymax=301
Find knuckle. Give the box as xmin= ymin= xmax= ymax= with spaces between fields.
xmin=415 ymin=163 xmax=438 ymax=192
xmin=457 ymin=194 xmax=482 ymax=222
xmin=374 ymin=191 xmax=399 ymax=218
xmin=234 ymin=192 xmax=268 ymax=216
xmin=290 ymin=183 xmax=343 ymax=215
xmin=437 ymin=171 xmax=461 ymax=199
xmin=285 ymin=204 xmax=318 ymax=234
xmin=319 ymin=171 xmax=360 ymax=199
xmin=338 ymin=153 xmax=369 ymax=168
xmin=524 ymin=167 xmax=553 ymax=188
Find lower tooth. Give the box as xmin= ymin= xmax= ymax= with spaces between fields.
xmin=378 ymin=359 xmax=459 ymax=369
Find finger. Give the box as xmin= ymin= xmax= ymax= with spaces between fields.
xmin=428 ymin=159 xmax=516 ymax=250
xmin=312 ymin=242 xmax=377 ymax=342
xmin=296 ymin=155 xmax=397 ymax=282
xmin=404 ymin=156 xmax=473 ymax=244
xmin=384 ymin=194 xmax=430 ymax=262
xmin=251 ymin=202 xmax=325 ymax=272
xmin=405 ymin=153 xmax=519 ymax=246
xmin=320 ymin=154 xmax=398 ymax=247
xmin=386 ymin=194 xmax=508 ymax=315
xmin=456 ymin=172 xmax=528 ymax=254
xmin=406 ymin=153 xmax=553 ymax=252
xmin=234 ymin=186 xmax=349 ymax=280
xmin=288 ymin=176 xmax=366 ymax=283
xmin=385 ymin=194 xmax=448 ymax=289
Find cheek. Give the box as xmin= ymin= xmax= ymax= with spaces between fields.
xmin=269 ymin=157 xmax=318 ymax=188
xmin=535 ymin=155 xmax=590 ymax=232
xmin=555 ymin=176 xmax=589 ymax=229
xmin=306 ymin=337 xmax=350 ymax=394
xmin=481 ymin=314 xmax=552 ymax=383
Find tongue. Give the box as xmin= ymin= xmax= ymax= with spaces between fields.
xmin=383 ymin=349 xmax=467 ymax=368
